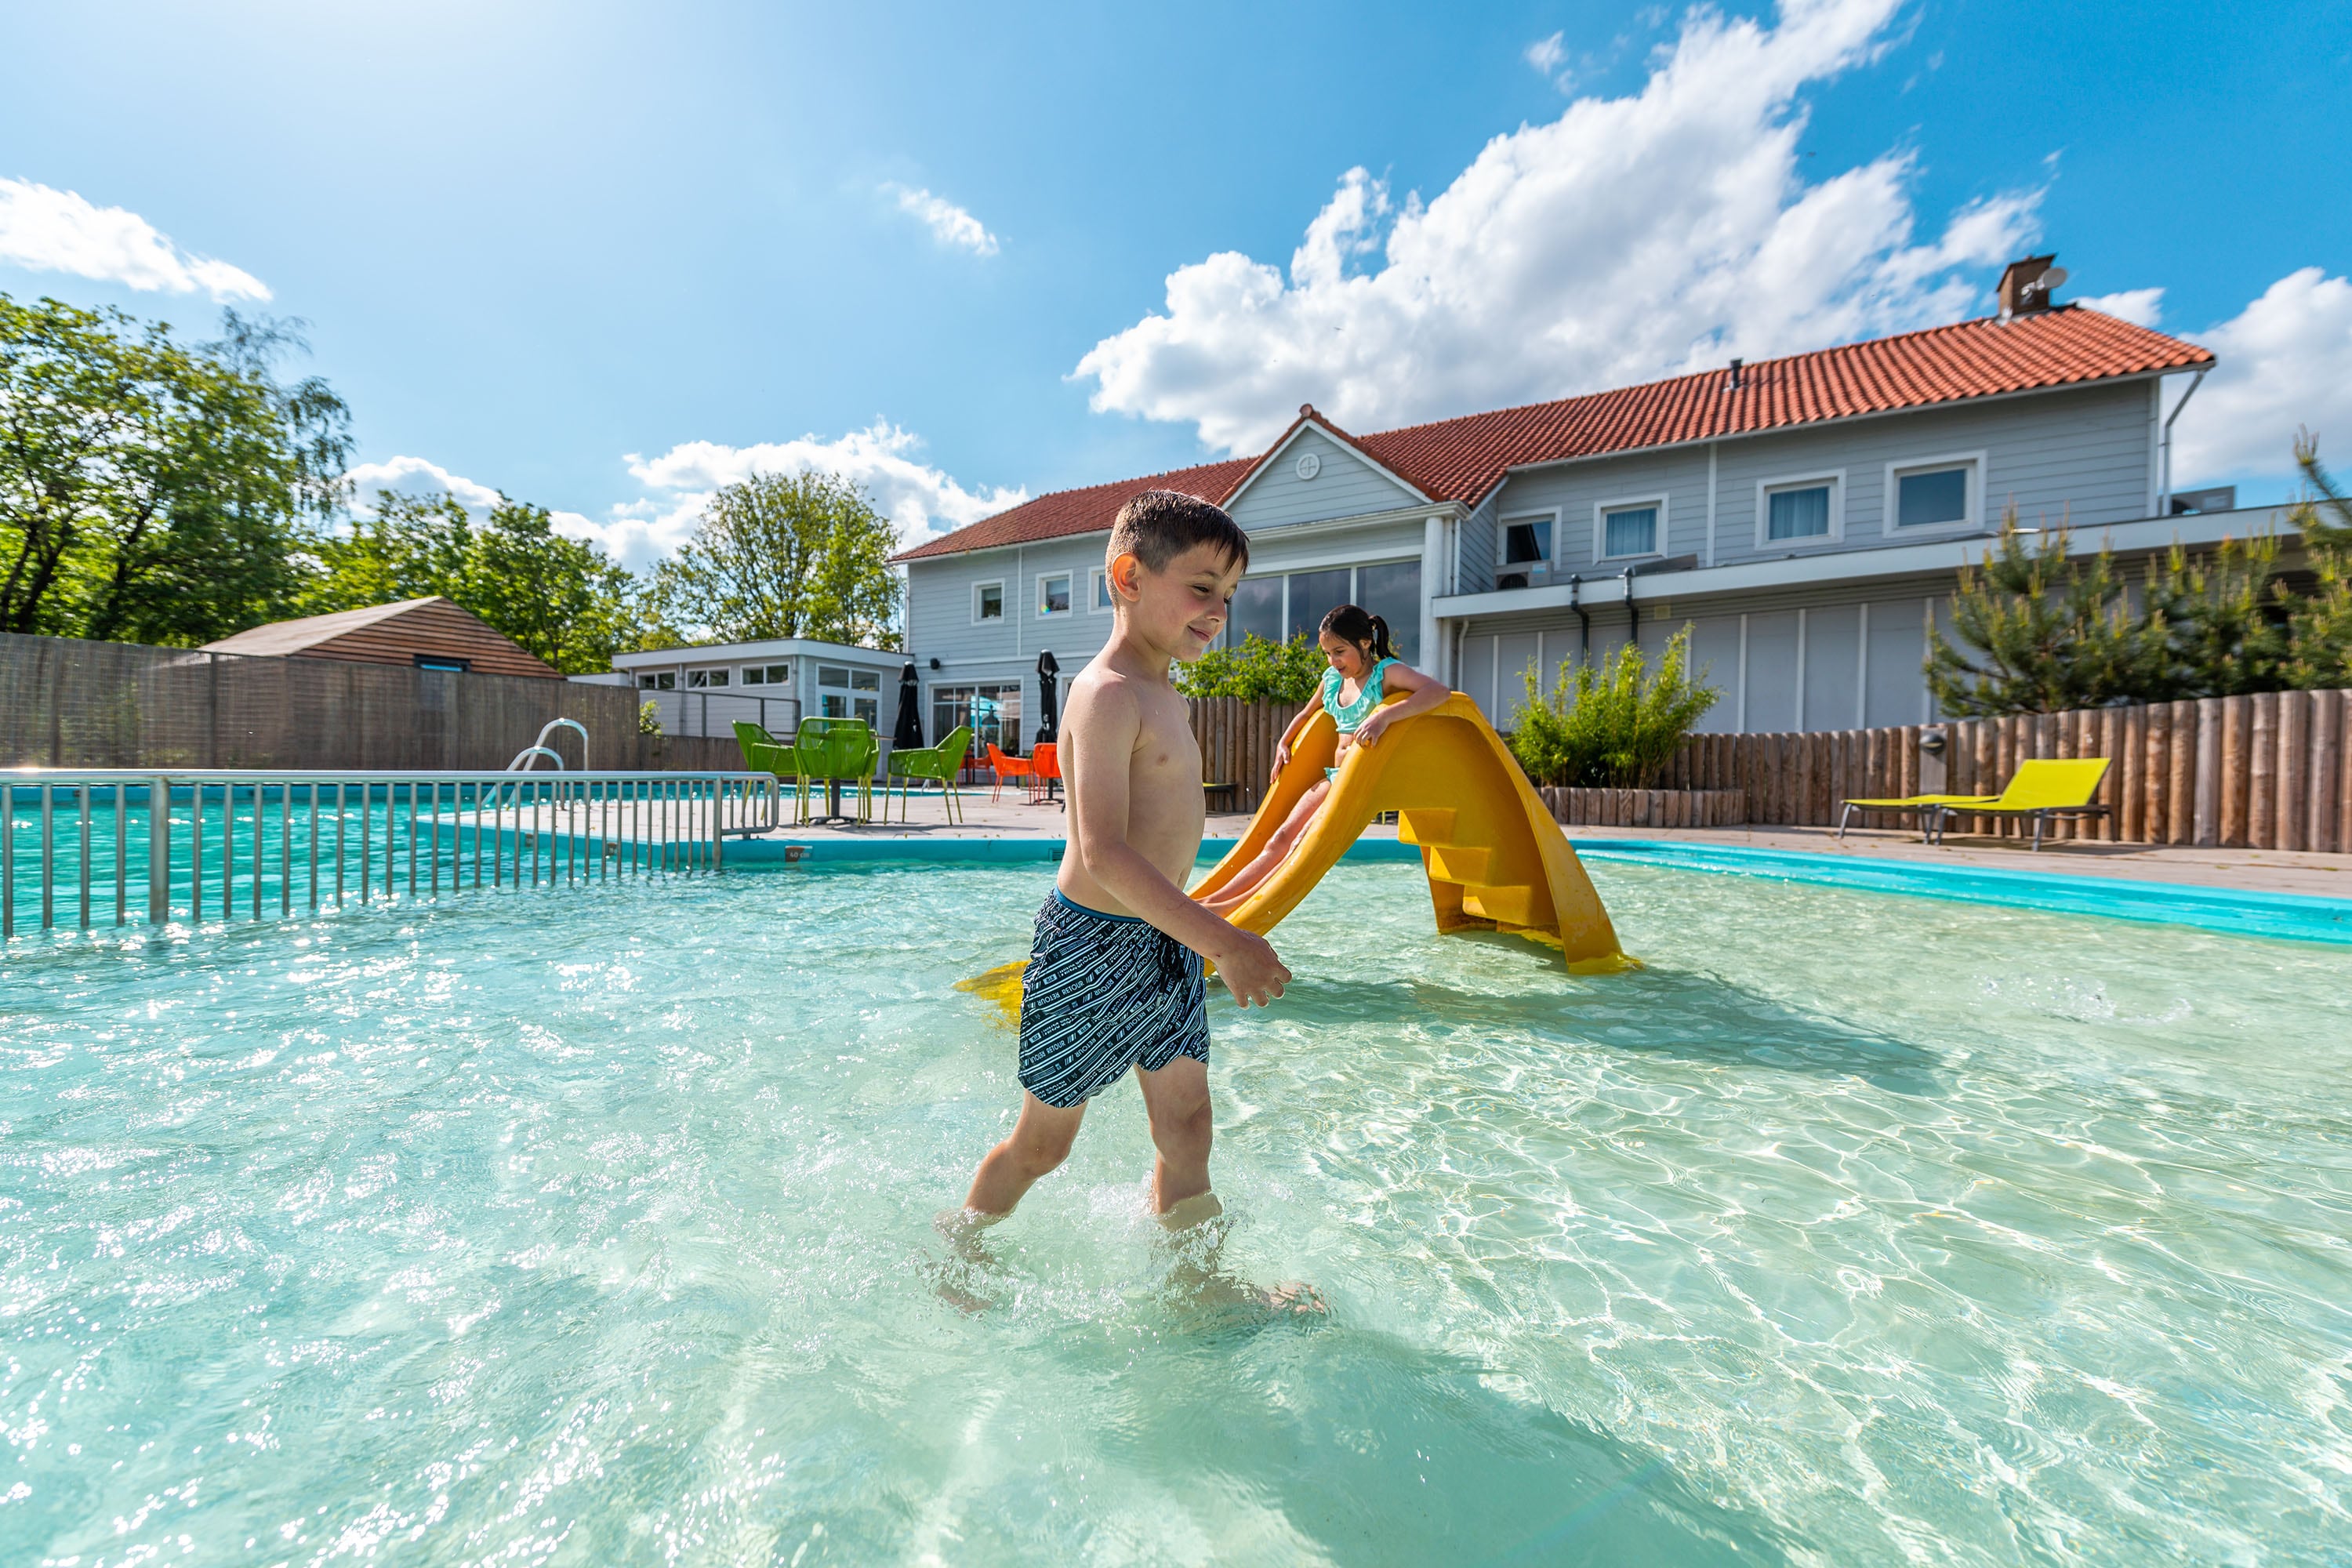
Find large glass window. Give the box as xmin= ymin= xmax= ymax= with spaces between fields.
xmin=1896 ymin=465 xmax=1970 ymax=528
xmin=1228 ymin=577 xmax=1283 ymax=644
xmin=1287 ymin=568 xmax=1352 ymax=642
xmin=1766 ymin=483 xmax=1832 ymax=541
xmin=1502 ymin=517 xmax=1552 ymax=564
xmin=1601 ymin=503 xmax=1658 ymax=558
xmin=932 ymin=683 xmax=1025 ymax=754
xmin=1356 ymin=560 xmax=1421 ymax=663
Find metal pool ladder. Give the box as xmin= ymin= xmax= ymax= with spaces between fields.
xmin=2 ymin=768 xmax=782 ymax=939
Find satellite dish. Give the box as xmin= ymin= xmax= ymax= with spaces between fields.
xmin=2038 ymin=266 xmax=2068 ymax=292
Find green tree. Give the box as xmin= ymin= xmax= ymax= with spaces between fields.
xmin=1924 ymin=514 xmax=2168 ymax=716
xmin=0 ymin=293 xmax=350 ymax=644
xmin=2284 ymin=431 xmax=2352 ymax=688
xmin=2140 ymin=532 xmax=2288 ymax=698
xmin=1175 ymin=632 xmax=1327 ymax=703
xmin=301 ymin=489 xmax=649 ymax=673
xmin=647 ymin=470 xmax=902 ymax=649
xmin=1508 ymin=628 xmax=1719 ymax=788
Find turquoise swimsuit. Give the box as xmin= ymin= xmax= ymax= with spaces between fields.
xmin=1320 ymin=658 xmax=1400 ymax=779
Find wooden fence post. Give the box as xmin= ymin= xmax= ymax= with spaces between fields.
xmin=2310 ymin=690 xmax=2341 ymax=855
xmin=2249 ymin=693 xmax=2278 ymax=849
xmin=2280 ymin=691 xmax=2310 ymax=853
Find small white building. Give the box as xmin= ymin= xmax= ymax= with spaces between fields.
xmin=593 ymin=637 xmax=908 ymax=741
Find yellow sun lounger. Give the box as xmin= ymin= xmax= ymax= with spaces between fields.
xmin=1840 ymin=757 xmax=2111 ymax=851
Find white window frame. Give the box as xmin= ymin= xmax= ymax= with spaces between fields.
xmin=739 ymin=662 xmax=792 ymax=687
xmin=1087 ymin=564 xmax=1116 ymax=615
xmin=1498 ymin=508 xmax=1561 ymax=571
xmin=1036 ymin=569 xmax=1074 ymax=619
xmin=1753 ymin=470 xmax=1846 ymax=549
xmin=1882 ymin=451 xmax=1986 ymax=534
xmin=971 ymin=578 xmax=1005 ymax=625
xmin=1593 ymin=494 xmax=1668 ymax=564
xmin=684 ymin=667 xmax=730 ymax=688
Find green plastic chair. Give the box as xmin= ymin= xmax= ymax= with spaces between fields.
xmin=793 ymin=718 xmax=877 ymax=822
xmin=732 ymin=720 xmax=809 ymax=825
xmin=884 ymin=725 xmax=972 ymax=824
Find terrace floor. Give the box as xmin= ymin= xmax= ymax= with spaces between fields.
xmin=761 ymin=786 xmax=2352 ymax=901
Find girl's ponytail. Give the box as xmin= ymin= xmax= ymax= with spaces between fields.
xmin=1318 ymin=602 xmax=1393 ymax=662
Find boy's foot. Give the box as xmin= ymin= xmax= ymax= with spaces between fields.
xmin=929 ymin=1207 xmax=1005 ymax=1314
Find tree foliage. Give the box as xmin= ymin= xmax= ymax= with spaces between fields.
xmin=2283 ymin=430 xmax=2352 ymax=689
xmin=299 ymin=490 xmax=648 ymax=673
xmin=0 ymin=292 xmax=350 ymax=644
xmin=1508 ymin=628 xmax=1719 ymax=788
xmin=647 ymin=471 xmax=902 ymax=649
xmin=1175 ymin=632 xmax=1327 ymax=703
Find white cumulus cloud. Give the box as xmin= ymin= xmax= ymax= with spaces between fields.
xmin=2168 ymin=268 xmax=2352 ymax=488
xmin=2075 ymin=287 xmax=2165 ymax=328
xmin=0 ymin=176 xmax=270 ymax=301
xmin=880 ymin=183 xmax=1000 ymax=256
xmin=1074 ymin=0 xmax=2040 ymax=456
xmin=346 ymin=456 xmax=507 ymax=514
xmin=1526 ymin=31 xmax=1570 ymax=77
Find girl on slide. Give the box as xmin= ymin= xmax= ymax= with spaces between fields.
xmin=1199 ymin=604 xmax=1448 ymax=916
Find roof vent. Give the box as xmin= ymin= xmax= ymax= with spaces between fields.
xmin=1998 ymin=254 xmax=2068 ymax=317
xmin=1726 ymin=358 xmax=1743 ymax=390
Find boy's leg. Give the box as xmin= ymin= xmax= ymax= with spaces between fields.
xmin=1135 ymin=1054 xmax=1214 ymax=1215
xmin=964 ymin=1091 xmax=1087 ymax=1217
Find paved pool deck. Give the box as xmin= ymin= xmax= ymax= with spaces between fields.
xmin=752 ymin=791 xmax=2352 ymax=900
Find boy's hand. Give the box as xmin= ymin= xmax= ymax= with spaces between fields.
xmin=1214 ymin=928 xmax=1291 ymax=1008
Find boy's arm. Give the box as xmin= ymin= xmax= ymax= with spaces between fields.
xmin=1065 ymin=681 xmax=1290 ymax=1007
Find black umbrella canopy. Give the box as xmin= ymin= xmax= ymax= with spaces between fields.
xmin=1035 ymin=651 xmax=1061 ymax=745
xmin=891 ymin=662 xmax=924 ymax=750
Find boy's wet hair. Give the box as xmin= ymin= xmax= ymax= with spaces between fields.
xmin=1107 ymin=490 xmax=1250 ymax=575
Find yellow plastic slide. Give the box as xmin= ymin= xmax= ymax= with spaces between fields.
xmin=1192 ymin=693 xmax=1630 ymax=971
xmin=958 ymin=692 xmax=1628 ymax=1017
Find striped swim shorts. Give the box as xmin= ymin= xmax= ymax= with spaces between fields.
xmin=1018 ymin=889 xmax=1209 ymax=1108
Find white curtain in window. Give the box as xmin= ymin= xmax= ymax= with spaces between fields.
xmin=1603 ymin=506 xmax=1657 ymax=557
xmin=1767 ymin=485 xmax=1831 ymax=540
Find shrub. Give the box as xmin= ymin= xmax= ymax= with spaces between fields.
xmin=1176 ymin=633 xmax=1325 ymax=704
xmin=638 ymin=699 xmax=663 ymax=735
xmin=1508 ymin=628 xmax=1719 ymax=788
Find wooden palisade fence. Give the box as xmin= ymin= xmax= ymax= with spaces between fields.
xmin=1191 ymin=688 xmax=2352 ymax=853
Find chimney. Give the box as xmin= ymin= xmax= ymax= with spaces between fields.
xmin=1998 ymin=254 xmax=2067 ymax=317
xmin=1726 ymin=358 xmax=1743 ymax=390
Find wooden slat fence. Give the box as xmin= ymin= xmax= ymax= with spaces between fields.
xmin=2 ymin=632 xmax=741 ymax=772
xmin=1659 ymin=688 xmax=2352 ymax=852
xmin=1189 ymin=688 xmax=2352 ymax=851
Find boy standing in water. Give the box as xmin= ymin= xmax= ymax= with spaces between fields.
xmin=959 ymin=491 xmax=1292 ymax=1226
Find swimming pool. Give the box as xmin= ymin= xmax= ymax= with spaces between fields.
xmin=3 ymin=860 xmax=2346 ymax=1564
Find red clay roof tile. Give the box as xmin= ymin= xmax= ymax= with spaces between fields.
xmin=894 ymin=307 xmax=2210 ymax=562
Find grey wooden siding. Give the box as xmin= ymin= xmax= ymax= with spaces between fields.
xmin=1481 ymin=379 xmax=2156 ymax=575
xmin=1455 ymin=577 xmax=1951 ymax=735
xmin=1226 ymin=428 xmax=1422 ymax=529
xmin=906 ymin=533 xmax=1118 ymax=684
xmin=1454 ymin=492 xmax=1498 ymax=598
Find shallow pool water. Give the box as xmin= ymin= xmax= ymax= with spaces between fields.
xmin=2 ymin=861 xmax=2348 ymax=1566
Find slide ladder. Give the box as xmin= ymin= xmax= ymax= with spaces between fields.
xmin=1192 ymin=693 xmax=1629 ymax=972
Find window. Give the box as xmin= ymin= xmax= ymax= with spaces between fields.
xmin=1893 ymin=460 xmax=1975 ymax=528
xmin=932 ymin=683 xmax=1025 ymax=752
xmin=817 ymin=663 xmax=849 ymax=687
xmin=686 ymin=668 xmax=730 ymax=688
xmin=1090 ymin=566 xmax=1115 ymax=612
xmin=1759 ymin=474 xmax=1842 ymax=545
xmin=1218 ymin=561 xmax=1421 ymax=662
xmin=741 ymin=663 xmax=791 ymax=686
xmin=413 ymin=654 xmax=469 ymax=673
xmin=849 ymin=668 xmax=880 ymax=691
xmin=1599 ymin=501 xmax=1661 ymax=560
xmin=1286 ymin=568 xmax=1352 ymax=642
xmin=1228 ymin=578 xmax=1283 ymax=645
xmin=1502 ymin=517 xmax=1553 ymax=565
xmin=973 ymin=580 xmax=1004 ymax=622
xmin=1038 ymin=571 xmax=1073 ymax=617
xmin=637 ymin=672 xmax=676 ymax=691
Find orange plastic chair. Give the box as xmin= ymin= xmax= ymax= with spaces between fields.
xmin=1028 ymin=742 xmax=1063 ymax=808
xmin=985 ymin=741 xmax=1032 ymax=804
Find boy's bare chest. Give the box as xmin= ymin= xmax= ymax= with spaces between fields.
xmin=1131 ymin=693 xmax=1200 ymax=793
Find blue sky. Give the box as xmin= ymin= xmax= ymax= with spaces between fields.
xmin=3 ymin=0 xmax=2347 ymax=567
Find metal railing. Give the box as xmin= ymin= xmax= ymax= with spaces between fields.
xmin=2 ymin=769 xmax=782 ymax=938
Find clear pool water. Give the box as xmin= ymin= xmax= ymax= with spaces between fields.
xmin=3 ymin=861 xmax=2347 ymax=1566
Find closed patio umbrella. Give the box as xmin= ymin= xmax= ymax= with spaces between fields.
xmin=891 ymin=661 xmax=924 ymax=750
xmin=1035 ymin=651 xmax=1061 ymax=745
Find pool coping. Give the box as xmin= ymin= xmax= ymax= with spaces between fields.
xmin=1572 ymin=838 xmax=2352 ymax=947
xmin=738 ymin=833 xmax=2352 ymax=946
